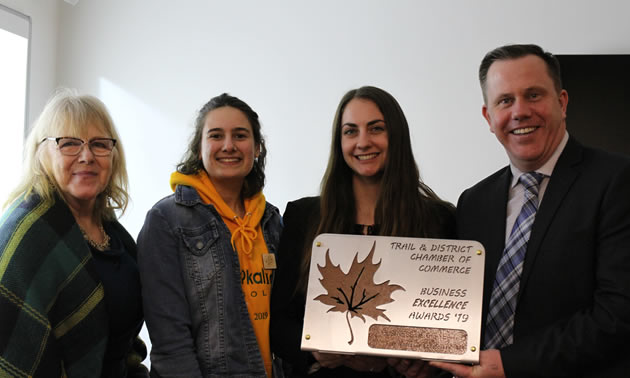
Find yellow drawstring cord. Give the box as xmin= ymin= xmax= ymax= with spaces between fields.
xmin=230 ymin=212 xmax=257 ymax=255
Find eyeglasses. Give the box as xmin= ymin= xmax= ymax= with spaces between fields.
xmin=41 ymin=137 xmax=117 ymax=157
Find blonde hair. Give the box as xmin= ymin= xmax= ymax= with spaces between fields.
xmin=5 ymin=88 xmax=129 ymax=220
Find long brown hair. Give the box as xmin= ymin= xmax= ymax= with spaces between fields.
xmin=296 ymin=86 xmax=452 ymax=294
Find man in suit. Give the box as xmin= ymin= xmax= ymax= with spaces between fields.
xmin=431 ymin=44 xmax=630 ymax=377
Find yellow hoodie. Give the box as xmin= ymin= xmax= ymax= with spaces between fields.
xmin=170 ymin=171 xmax=273 ymax=377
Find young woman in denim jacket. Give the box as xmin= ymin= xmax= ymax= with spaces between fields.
xmin=138 ymin=93 xmax=282 ymax=377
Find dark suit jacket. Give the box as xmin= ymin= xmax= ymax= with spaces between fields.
xmin=457 ymin=136 xmax=630 ymax=377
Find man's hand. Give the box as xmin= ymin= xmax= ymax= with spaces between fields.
xmin=430 ymin=349 xmax=505 ymax=378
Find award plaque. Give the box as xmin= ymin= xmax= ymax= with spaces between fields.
xmin=301 ymin=234 xmax=485 ymax=363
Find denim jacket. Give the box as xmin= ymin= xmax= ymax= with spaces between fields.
xmin=138 ymin=185 xmax=282 ymax=378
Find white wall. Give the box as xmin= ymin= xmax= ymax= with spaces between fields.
xmin=0 ymin=0 xmax=58 ymax=129
xmin=56 ymin=0 xmax=630 ymax=239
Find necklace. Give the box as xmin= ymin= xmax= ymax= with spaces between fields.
xmin=80 ymin=224 xmax=111 ymax=251
xmin=354 ymin=223 xmax=378 ymax=235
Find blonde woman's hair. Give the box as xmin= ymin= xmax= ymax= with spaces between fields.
xmin=4 ymin=88 xmax=129 ymax=220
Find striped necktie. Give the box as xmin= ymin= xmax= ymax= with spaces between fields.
xmin=484 ymin=172 xmax=544 ymax=349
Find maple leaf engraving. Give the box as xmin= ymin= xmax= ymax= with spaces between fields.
xmin=314 ymin=241 xmax=405 ymax=344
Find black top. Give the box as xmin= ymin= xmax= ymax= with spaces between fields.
xmin=88 ymin=222 xmax=144 ymax=378
xmin=270 ymin=196 xmax=456 ymax=378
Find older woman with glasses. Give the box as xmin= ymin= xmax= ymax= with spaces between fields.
xmin=0 ymin=89 xmax=147 ymax=377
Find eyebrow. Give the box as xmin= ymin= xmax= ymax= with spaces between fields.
xmin=494 ymin=86 xmax=547 ymax=99
xmin=524 ymin=86 xmax=547 ymax=93
xmin=60 ymin=136 xmax=112 ymax=141
xmin=207 ymin=127 xmax=252 ymax=134
xmin=342 ymin=119 xmax=385 ymax=127
xmin=493 ymin=93 xmax=512 ymax=101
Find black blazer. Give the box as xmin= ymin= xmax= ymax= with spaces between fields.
xmin=270 ymin=196 xmax=456 ymax=377
xmin=457 ymin=136 xmax=630 ymax=377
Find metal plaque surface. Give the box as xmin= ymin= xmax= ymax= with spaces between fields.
xmin=301 ymin=234 xmax=485 ymax=363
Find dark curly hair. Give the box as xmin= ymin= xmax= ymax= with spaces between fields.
xmin=177 ymin=93 xmax=266 ymax=198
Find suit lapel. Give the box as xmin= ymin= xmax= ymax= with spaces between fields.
xmin=519 ymin=137 xmax=583 ymax=293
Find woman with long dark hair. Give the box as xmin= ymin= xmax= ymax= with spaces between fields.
xmin=271 ymin=86 xmax=455 ymax=377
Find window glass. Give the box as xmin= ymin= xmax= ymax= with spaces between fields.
xmin=0 ymin=5 xmax=30 ymax=207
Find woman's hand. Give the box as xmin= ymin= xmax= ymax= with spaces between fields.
xmin=312 ymin=352 xmax=388 ymax=373
xmin=388 ymin=358 xmax=434 ymax=377
xmin=312 ymin=351 xmax=348 ymax=369
xmin=344 ymin=355 xmax=388 ymax=372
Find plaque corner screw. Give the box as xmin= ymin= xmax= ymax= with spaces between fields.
xmin=316 ymin=242 xmax=321 ymax=247
xmin=305 ymin=334 xmax=311 ymax=340
xmin=476 ymin=250 xmax=482 ymax=255
xmin=471 ymin=346 xmax=477 ymax=352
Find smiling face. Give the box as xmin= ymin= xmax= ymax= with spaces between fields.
xmin=340 ymin=98 xmax=388 ymax=181
xmin=47 ymin=121 xmax=114 ymax=212
xmin=200 ymin=106 xmax=258 ymax=190
xmin=482 ymin=54 xmax=568 ymax=172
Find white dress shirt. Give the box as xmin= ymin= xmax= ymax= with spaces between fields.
xmin=504 ymin=131 xmax=569 ymax=243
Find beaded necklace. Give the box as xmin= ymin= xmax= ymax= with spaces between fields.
xmin=80 ymin=224 xmax=111 ymax=251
